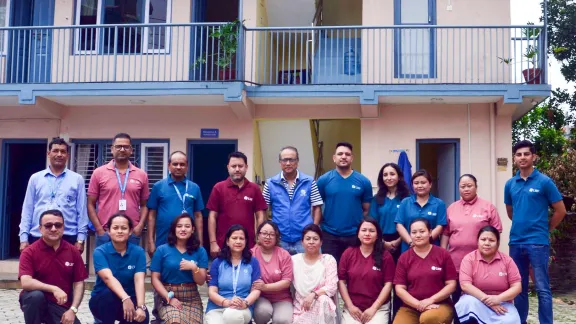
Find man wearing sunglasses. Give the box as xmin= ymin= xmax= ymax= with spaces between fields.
xmin=19 ymin=137 xmax=89 ymax=254
xmin=19 ymin=209 xmax=88 ymax=324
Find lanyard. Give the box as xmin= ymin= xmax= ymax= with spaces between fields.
xmin=49 ymin=173 xmax=65 ymax=200
xmin=114 ymin=162 xmax=131 ymax=199
xmin=232 ymin=262 xmax=242 ymax=296
xmin=172 ymin=181 xmax=189 ymax=213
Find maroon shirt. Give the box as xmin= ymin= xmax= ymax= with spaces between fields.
xmin=338 ymin=247 xmax=396 ymax=311
xmin=393 ymin=245 xmax=457 ymax=304
xmin=19 ymin=239 xmax=88 ymax=308
xmin=206 ymin=178 xmax=267 ymax=248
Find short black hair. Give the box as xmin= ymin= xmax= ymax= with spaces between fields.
xmin=256 ymin=220 xmax=281 ymax=246
xmin=218 ymin=224 xmax=252 ymax=264
xmin=112 ymin=133 xmax=132 ymax=144
xmin=39 ymin=209 xmax=64 ymax=225
xmin=278 ymin=146 xmax=299 ymax=161
xmin=512 ymin=140 xmax=536 ymax=154
xmin=167 ymin=214 xmax=200 ymax=253
xmin=477 ymin=225 xmax=501 ymax=243
xmin=301 ymin=223 xmax=323 ymax=241
xmin=228 ymin=151 xmax=248 ymax=165
xmin=335 ymin=142 xmax=353 ymax=152
xmin=459 ymin=174 xmax=478 ymax=186
xmin=48 ymin=137 xmax=69 ymax=152
xmin=169 ymin=151 xmax=188 ymax=163
xmin=410 ymin=217 xmax=432 ymax=232
xmin=105 ymin=213 xmax=134 ymax=230
xmin=411 ymin=169 xmax=433 ymax=184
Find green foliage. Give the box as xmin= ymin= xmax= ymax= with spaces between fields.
xmin=544 ymin=0 xmax=576 ymax=82
xmin=194 ymin=20 xmax=241 ymax=70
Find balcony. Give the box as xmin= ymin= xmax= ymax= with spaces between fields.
xmin=0 ymin=23 xmax=547 ymax=88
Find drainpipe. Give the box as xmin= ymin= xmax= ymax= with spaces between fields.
xmin=467 ymin=104 xmax=472 ymax=173
xmin=490 ymin=103 xmax=497 ymax=204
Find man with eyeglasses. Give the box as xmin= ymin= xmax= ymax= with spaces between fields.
xmin=19 ymin=137 xmax=88 ymax=254
xmin=261 ymin=146 xmax=323 ymax=255
xmin=19 ymin=209 xmax=88 ymax=324
xmin=88 ymin=133 xmax=150 ymax=246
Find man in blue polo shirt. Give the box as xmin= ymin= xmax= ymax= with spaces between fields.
xmin=505 ymin=140 xmax=566 ymax=324
xmin=147 ymin=151 xmax=205 ymax=256
xmin=262 ymin=146 xmax=323 ymax=254
xmin=317 ymin=142 xmax=373 ymax=263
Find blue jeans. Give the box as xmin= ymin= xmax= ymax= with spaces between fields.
xmin=279 ymin=240 xmax=305 ymax=255
xmin=509 ymin=244 xmax=552 ymax=324
xmin=96 ymin=232 xmax=141 ymax=247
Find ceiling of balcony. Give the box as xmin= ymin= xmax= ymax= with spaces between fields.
xmin=267 ymin=0 xmax=317 ymax=27
xmin=45 ymin=95 xmax=227 ymax=106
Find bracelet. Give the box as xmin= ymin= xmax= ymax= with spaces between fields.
xmin=221 ymin=299 xmax=228 ymax=307
xmin=193 ymin=267 xmax=200 ymax=274
xmin=313 ymin=291 xmax=319 ymax=299
xmin=121 ymin=296 xmax=131 ymax=303
xmin=210 ymin=240 xmax=217 ymax=243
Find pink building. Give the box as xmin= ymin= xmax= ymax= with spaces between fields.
xmin=0 ymin=0 xmax=550 ymax=270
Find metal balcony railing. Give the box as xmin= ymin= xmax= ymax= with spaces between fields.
xmin=243 ymin=25 xmax=546 ymax=85
xmin=0 ymin=23 xmax=546 ymax=86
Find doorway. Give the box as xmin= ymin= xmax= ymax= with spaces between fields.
xmin=416 ymin=139 xmax=459 ymax=205
xmin=0 ymin=140 xmax=47 ymax=259
xmin=190 ymin=0 xmax=240 ymax=81
xmin=7 ymin=0 xmax=55 ymax=83
xmin=188 ymin=140 xmax=237 ymax=251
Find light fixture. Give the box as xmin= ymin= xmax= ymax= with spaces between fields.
xmin=129 ymin=99 xmax=146 ymax=104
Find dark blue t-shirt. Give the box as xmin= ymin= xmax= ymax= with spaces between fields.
xmin=370 ymin=196 xmax=403 ymax=235
xmin=150 ymin=244 xmax=209 ymax=284
xmin=395 ymin=195 xmax=447 ymax=252
xmin=92 ymin=242 xmax=147 ymax=297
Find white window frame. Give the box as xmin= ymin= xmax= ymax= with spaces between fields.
xmin=74 ymin=0 xmax=102 ymax=54
xmin=0 ymin=0 xmax=12 ymax=56
xmin=73 ymin=0 xmax=171 ymax=54
xmin=140 ymin=143 xmax=169 ymax=179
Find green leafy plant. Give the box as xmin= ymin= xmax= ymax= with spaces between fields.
xmin=194 ymin=19 xmax=242 ymax=70
xmin=498 ymin=22 xmax=541 ymax=68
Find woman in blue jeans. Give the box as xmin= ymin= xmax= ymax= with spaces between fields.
xmin=89 ymin=213 xmax=149 ymax=324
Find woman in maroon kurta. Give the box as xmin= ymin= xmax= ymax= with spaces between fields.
xmin=393 ymin=218 xmax=457 ymax=324
xmin=338 ymin=217 xmax=396 ymax=324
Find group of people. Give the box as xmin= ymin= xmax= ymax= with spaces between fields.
xmin=17 ymin=134 xmax=566 ymax=324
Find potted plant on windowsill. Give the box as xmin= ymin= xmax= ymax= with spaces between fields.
xmin=194 ymin=19 xmax=241 ymax=81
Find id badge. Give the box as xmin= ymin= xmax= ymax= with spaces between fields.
xmin=119 ymin=199 xmax=127 ymax=211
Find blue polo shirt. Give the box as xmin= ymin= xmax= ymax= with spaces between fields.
xmin=317 ymin=169 xmax=373 ymax=236
xmin=92 ymin=242 xmax=147 ymax=297
xmin=395 ymin=195 xmax=447 ymax=252
xmin=505 ymin=169 xmax=562 ymax=245
xmin=206 ymin=257 xmax=261 ymax=314
xmin=370 ymin=196 xmax=403 ymax=235
xmin=150 ymin=244 xmax=209 ymax=284
xmin=147 ymin=176 xmax=204 ymax=246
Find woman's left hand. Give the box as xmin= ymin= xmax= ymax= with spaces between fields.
xmin=252 ymin=280 xmax=266 ymax=291
xmin=230 ymin=296 xmax=246 ymax=309
xmin=360 ymin=306 xmax=378 ymax=323
xmin=302 ymin=292 xmax=316 ymax=311
xmin=417 ymin=298 xmax=435 ymax=312
xmin=179 ymin=260 xmax=197 ymax=271
xmin=133 ymin=308 xmax=146 ymax=323
xmin=482 ymin=295 xmax=502 ymax=307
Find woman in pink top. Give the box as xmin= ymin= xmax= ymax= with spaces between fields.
xmin=441 ymin=174 xmax=502 ymax=303
xmin=251 ymin=221 xmax=293 ymax=324
xmin=456 ymin=226 xmax=521 ymax=324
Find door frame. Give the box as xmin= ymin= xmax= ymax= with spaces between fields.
xmin=0 ymin=139 xmax=47 ymax=259
xmin=415 ymin=138 xmax=460 ymax=202
xmin=393 ymin=0 xmax=437 ymax=79
xmin=187 ymin=139 xmax=238 ymax=181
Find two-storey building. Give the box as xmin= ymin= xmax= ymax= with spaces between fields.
xmin=0 ymin=0 xmax=550 ymax=270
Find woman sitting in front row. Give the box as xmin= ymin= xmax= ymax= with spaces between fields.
xmin=393 ymin=217 xmax=457 ymax=324
xmin=456 ymin=226 xmax=521 ymax=324
xmin=205 ymin=225 xmax=262 ymax=324
xmin=150 ymin=214 xmax=208 ymax=324
xmin=338 ymin=217 xmax=396 ymax=324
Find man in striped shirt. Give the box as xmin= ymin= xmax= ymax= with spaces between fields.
xmin=261 ymin=146 xmax=323 ymax=255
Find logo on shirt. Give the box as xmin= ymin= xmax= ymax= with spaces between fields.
xmin=351 ymin=185 xmax=361 ymax=190
xmin=498 ymin=272 xmax=508 ymax=277
xmin=372 ymin=266 xmax=381 ymax=271
xmin=244 ymin=196 xmax=253 ymax=201
xmin=427 ymin=211 xmax=437 ymax=216
xmin=129 ymin=179 xmax=139 ymax=184
xmin=274 ymin=269 xmax=282 ymax=275
xmin=128 ymin=265 xmax=135 ymax=270
xmin=244 ymin=269 xmax=249 ymax=274
xmin=528 ymin=188 xmax=540 ymax=193
xmin=396 ymin=205 xmax=400 ymax=208
xmin=431 ymin=266 xmax=442 ymax=271
xmin=64 ymin=262 xmax=74 ymax=267
xmin=66 ymin=195 xmax=74 ymax=203
xmin=472 ymin=214 xmax=483 ymax=218
xmin=300 ymin=189 xmax=307 ymax=197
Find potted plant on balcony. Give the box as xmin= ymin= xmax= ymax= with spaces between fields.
xmin=194 ymin=19 xmax=241 ymax=80
xmin=498 ymin=24 xmax=542 ymax=84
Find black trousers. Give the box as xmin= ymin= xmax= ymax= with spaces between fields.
xmin=20 ymin=290 xmax=80 ymax=324
xmin=29 ymin=235 xmax=77 ymax=245
xmin=89 ymin=287 xmax=150 ymax=324
xmin=321 ymin=232 xmax=357 ymax=264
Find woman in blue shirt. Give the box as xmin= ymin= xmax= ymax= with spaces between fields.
xmin=205 ymin=224 xmax=262 ymax=324
xmin=370 ymin=162 xmax=411 ymax=262
xmin=151 ymin=213 xmax=208 ymax=324
xmin=395 ymin=169 xmax=447 ymax=253
xmin=89 ymin=213 xmax=149 ymax=324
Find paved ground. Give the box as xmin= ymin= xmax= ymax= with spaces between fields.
xmin=1 ymin=288 xmax=574 ymax=323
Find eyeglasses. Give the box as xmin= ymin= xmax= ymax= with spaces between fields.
xmin=113 ymin=145 xmax=132 ymax=151
xmin=259 ymin=232 xmax=276 ymax=238
xmin=279 ymin=158 xmax=298 ymax=164
xmin=42 ymin=222 xmax=64 ymax=230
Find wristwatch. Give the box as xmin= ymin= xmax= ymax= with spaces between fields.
xmin=243 ymin=299 xmax=250 ymax=307
xmin=77 ymin=240 xmax=84 ymax=244
xmin=138 ymin=305 xmax=147 ymax=311
xmin=70 ymin=306 xmax=78 ymax=314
